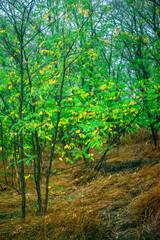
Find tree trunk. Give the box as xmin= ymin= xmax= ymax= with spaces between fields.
xmin=0 ymin=121 xmax=7 ymax=183
xmin=19 ymin=40 xmax=26 ymax=219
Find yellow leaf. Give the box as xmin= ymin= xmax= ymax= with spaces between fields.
xmin=79 ymin=113 xmax=83 ymax=119
xmin=43 ymin=13 xmax=49 ymax=21
xmin=39 ymin=111 xmax=43 ymax=116
xmin=32 ymin=26 xmax=36 ymax=30
xmin=144 ymin=37 xmax=148 ymax=43
xmin=129 ymin=101 xmax=135 ymax=105
xmin=52 ymin=109 xmax=60 ymax=112
xmin=101 ymin=84 xmax=107 ymax=90
xmin=46 ymin=136 xmax=52 ymax=141
xmin=3 ymin=116 xmax=8 ymax=122
xmin=140 ymin=2 xmax=143 ymax=7
xmin=79 ymin=8 xmax=83 ymax=13
xmin=39 ymin=70 xmax=44 ymax=74
xmin=84 ymin=12 xmax=89 ymax=17
xmin=34 ymin=123 xmax=38 ymax=128
xmin=85 ymin=139 xmax=91 ymax=145
xmin=48 ymin=186 xmax=52 ymax=189
xmin=146 ymin=1 xmax=150 ymax=7
xmin=14 ymin=37 xmax=17 ymax=43
xmin=8 ymin=85 xmax=12 ymax=90
xmin=156 ymin=9 xmax=159 ymax=13
xmin=45 ymin=110 xmax=52 ymax=116
xmin=64 ymin=145 xmax=71 ymax=149
xmin=44 ymin=49 xmax=49 ymax=53
xmin=10 ymin=56 xmax=13 ymax=61
xmin=103 ymin=39 xmax=109 ymax=43
xmin=64 ymin=13 xmax=68 ymax=19
xmin=55 ymin=73 xmax=60 ymax=78
xmin=59 ymin=157 xmax=63 ymax=161
xmin=48 ymin=65 xmax=52 ymax=68
xmin=50 ymin=18 xmax=55 ymax=23
xmin=79 ymin=133 xmax=85 ymax=139
xmin=38 ymin=41 xmax=45 ymax=48
xmin=0 ymin=30 xmax=5 ymax=33
xmin=11 ymin=5 xmax=14 ymax=9
xmin=49 ymin=80 xmax=57 ymax=85
xmin=38 ymin=130 xmax=41 ymax=137
xmin=24 ymin=175 xmax=30 ymax=180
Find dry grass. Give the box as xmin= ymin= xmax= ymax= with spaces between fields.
xmin=0 ymin=129 xmax=160 ymax=239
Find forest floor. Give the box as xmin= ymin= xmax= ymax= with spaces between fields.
xmin=0 ymin=129 xmax=160 ymax=240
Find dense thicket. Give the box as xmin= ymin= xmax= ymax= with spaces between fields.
xmin=0 ymin=0 xmax=159 ymax=218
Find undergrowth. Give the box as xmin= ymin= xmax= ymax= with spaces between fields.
xmin=0 ymin=130 xmax=160 ymax=240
